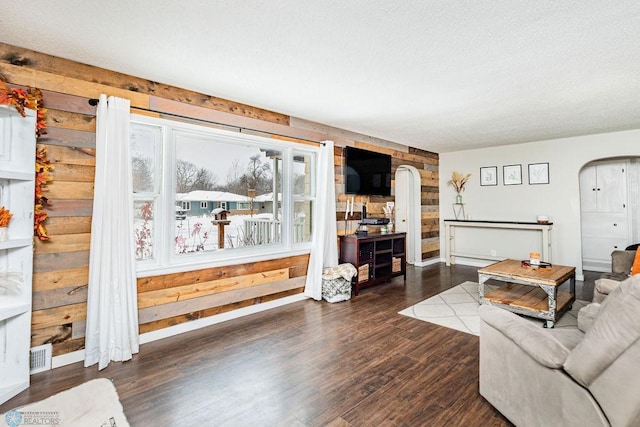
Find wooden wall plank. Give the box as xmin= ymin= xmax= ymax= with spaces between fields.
xmin=47 ymin=109 xmax=96 ymax=132
xmin=40 ymin=90 xmax=97 ymax=115
xmin=46 ymin=181 xmax=94 ymax=199
xmin=51 ymin=338 xmax=85 ymax=357
xmin=137 ymin=254 xmax=309 ymax=293
xmin=33 ymin=284 xmax=88 ymax=311
xmin=32 ymin=302 xmax=87 ymax=329
xmin=33 ymin=267 xmax=89 ymax=292
xmin=138 ymin=277 xmax=305 ymax=324
xmin=44 ymin=217 xmax=92 ymax=235
xmin=0 ymin=63 xmax=151 ymax=109
xmin=138 ymin=287 xmax=303 ymax=334
xmin=39 ymin=127 xmax=96 ymax=149
xmin=45 ymin=199 xmax=93 ymax=217
xmin=31 ymin=325 xmax=72 ymax=347
xmin=46 ymin=145 xmax=96 ymax=166
xmin=34 ymin=251 xmax=90 ymax=273
xmin=138 ymin=268 xmax=290 ymax=308
xmin=52 ymin=163 xmax=95 ymax=182
xmin=34 ymin=233 xmax=91 ymax=254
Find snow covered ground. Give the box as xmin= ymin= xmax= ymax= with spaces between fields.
xmin=174 ymin=212 xmax=276 ymax=253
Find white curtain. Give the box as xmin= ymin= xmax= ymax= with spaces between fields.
xmin=304 ymin=140 xmax=339 ymax=300
xmin=84 ymin=94 xmax=139 ymax=370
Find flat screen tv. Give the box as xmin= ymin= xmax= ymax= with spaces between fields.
xmin=344 ymin=146 xmax=392 ymax=196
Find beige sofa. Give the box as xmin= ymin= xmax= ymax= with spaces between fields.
xmin=479 ymin=274 xmax=640 ymax=427
xmin=594 ymin=249 xmax=636 ymax=303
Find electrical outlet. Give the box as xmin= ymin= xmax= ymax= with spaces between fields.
xmin=386 ymin=202 xmax=395 ymax=209
xmin=490 ymin=249 xmax=497 ymax=257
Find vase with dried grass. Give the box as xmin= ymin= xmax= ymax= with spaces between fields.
xmin=448 ymin=171 xmax=471 ymax=204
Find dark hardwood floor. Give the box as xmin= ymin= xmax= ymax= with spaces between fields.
xmin=1 ymin=263 xmax=596 ymax=426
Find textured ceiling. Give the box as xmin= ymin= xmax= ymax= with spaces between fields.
xmin=1 ymin=1 xmax=639 ymax=153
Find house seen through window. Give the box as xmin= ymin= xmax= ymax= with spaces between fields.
xmin=131 ymin=115 xmax=317 ymax=270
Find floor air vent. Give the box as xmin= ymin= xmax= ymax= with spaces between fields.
xmin=30 ymin=344 xmax=52 ymax=374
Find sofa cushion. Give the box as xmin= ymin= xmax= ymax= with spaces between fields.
xmin=564 ymin=275 xmax=640 ymax=387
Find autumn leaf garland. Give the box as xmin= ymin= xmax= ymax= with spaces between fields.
xmin=35 ymin=146 xmax=54 ymax=240
xmin=0 ymin=81 xmax=47 ymax=137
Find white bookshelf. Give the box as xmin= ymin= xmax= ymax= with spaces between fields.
xmin=0 ymin=105 xmax=36 ymax=404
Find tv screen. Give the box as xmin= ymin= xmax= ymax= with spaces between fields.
xmin=344 ymin=147 xmax=392 ymax=196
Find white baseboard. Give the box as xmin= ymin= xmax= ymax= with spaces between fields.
xmin=411 ymin=258 xmax=440 ymax=267
xmin=52 ymin=349 xmax=84 ymax=369
xmin=439 ymin=257 xmax=494 ymax=268
xmin=51 ymin=293 xmax=308 ymax=369
xmin=139 ymin=293 xmax=307 ymax=344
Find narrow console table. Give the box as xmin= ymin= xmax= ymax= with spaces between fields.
xmin=444 ymin=220 xmax=553 ymax=266
xmin=339 ymin=232 xmax=406 ymax=295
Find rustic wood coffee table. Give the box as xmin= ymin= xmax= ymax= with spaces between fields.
xmin=477 ymin=259 xmax=576 ymax=328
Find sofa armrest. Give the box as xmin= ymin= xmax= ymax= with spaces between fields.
xmin=611 ymin=250 xmax=636 ymax=274
xmin=479 ymin=305 xmax=570 ymax=368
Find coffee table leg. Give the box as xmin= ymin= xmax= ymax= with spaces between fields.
xmin=478 ymin=273 xmax=488 ymax=305
xmin=539 ymin=284 xmax=556 ymax=328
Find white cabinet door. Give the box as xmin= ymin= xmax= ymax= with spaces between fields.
xmin=580 ymin=162 xmax=626 ymax=213
xmin=580 ymin=161 xmax=630 ymax=272
xmin=596 ymin=162 xmax=626 ymax=213
xmin=579 ymin=166 xmax=598 ymax=212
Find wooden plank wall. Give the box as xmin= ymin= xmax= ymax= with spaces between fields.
xmin=0 ymin=42 xmax=438 ymax=358
xmin=334 ymin=144 xmax=439 ymax=260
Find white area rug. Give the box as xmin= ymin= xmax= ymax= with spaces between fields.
xmin=399 ymin=281 xmax=588 ymax=336
xmin=2 ymin=378 xmax=129 ymax=427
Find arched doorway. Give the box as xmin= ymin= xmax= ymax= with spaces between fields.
xmin=395 ymin=165 xmax=424 ymax=265
xmin=579 ymin=157 xmax=639 ymax=272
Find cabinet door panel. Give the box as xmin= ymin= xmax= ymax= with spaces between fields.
xmin=579 ymin=166 xmax=598 ymax=212
xmin=596 ymin=163 xmax=626 ymax=213
xmin=582 ymin=237 xmax=630 ymax=260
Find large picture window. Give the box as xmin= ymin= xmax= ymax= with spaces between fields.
xmin=131 ymin=116 xmax=318 ymax=272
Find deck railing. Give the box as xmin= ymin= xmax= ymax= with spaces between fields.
xmin=243 ymin=218 xmax=307 ymax=245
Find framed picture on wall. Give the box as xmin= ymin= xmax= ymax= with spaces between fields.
xmin=528 ymin=162 xmax=549 ymax=184
xmin=503 ymin=164 xmax=522 ymax=185
xmin=480 ymin=166 xmax=498 ymax=186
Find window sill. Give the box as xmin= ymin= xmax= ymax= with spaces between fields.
xmin=136 ymin=245 xmax=312 ymax=278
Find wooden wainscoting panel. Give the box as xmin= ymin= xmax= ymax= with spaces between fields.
xmin=137 ymin=254 xmax=309 ymax=293
xmin=138 ymin=268 xmax=290 ymax=309
xmin=138 ymin=277 xmax=305 ymax=325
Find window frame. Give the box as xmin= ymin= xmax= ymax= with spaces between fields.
xmin=131 ymin=114 xmax=319 ymax=276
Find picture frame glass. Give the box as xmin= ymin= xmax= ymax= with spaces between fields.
xmin=503 ymin=164 xmax=522 ymax=185
xmin=528 ymin=163 xmax=549 ymax=184
xmin=480 ymin=166 xmax=497 ymax=186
